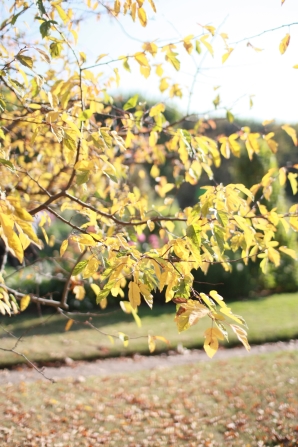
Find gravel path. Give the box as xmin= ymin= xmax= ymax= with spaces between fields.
xmin=0 ymin=340 xmax=297 ymax=385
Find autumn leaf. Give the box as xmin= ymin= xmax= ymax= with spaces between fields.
xmin=230 ymin=324 xmax=250 ymax=351
xmin=279 ymin=34 xmax=290 ymax=54
xmin=282 ymin=124 xmax=297 ymax=146
xmin=128 ymin=281 xmax=141 ymax=309
xmin=138 ymin=7 xmax=147 ymax=27
xmin=65 ymin=319 xmax=74 ymax=331
xmin=20 ymin=295 xmax=31 ymax=312
xmin=134 ymin=52 xmax=149 ymax=66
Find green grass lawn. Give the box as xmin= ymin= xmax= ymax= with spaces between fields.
xmin=0 ymin=292 xmax=297 ymax=367
xmin=0 ymin=351 xmax=297 ymax=446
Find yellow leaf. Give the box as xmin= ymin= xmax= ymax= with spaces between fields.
xmin=99 ymin=297 xmax=107 ymax=309
xmin=183 ymin=35 xmax=194 ymax=54
xmin=140 ymin=65 xmax=151 ymax=78
xmin=128 ymin=281 xmax=141 ymax=309
xmin=289 ymin=204 xmax=298 ymax=231
xmin=134 ymin=52 xmax=149 ymax=66
xmin=114 ymin=0 xmax=120 ymax=14
xmin=149 ymin=103 xmax=165 ymax=117
xmin=155 ymin=64 xmax=163 ymax=76
xmin=131 ymin=2 xmax=137 ymax=20
xmin=282 ymin=124 xmax=298 ymax=146
xmin=53 ymin=4 xmax=69 ymax=22
xmin=279 ymin=246 xmax=297 ymax=260
xmin=70 ymin=29 xmax=78 ymax=45
xmin=247 ymin=42 xmax=263 ymax=52
xmin=147 ymin=219 xmax=155 ymax=231
xmin=60 ymin=239 xmax=68 ymax=257
xmin=175 ymin=300 xmax=210 ymax=332
xmin=159 ymin=77 xmax=169 ymax=92
xmin=268 ymin=247 xmax=280 ymax=267
xmin=220 ymin=307 xmax=244 ymax=325
xmin=155 ymin=335 xmax=169 ymax=344
xmin=138 ymin=7 xmax=147 ymax=26
xmin=0 ymin=300 xmax=11 ymax=316
xmin=279 ymin=33 xmax=290 ymax=54
xmin=148 ymin=334 xmax=156 ymax=353
xmin=200 ymin=35 xmax=214 ymax=57
xmin=95 ymin=53 xmax=108 ymax=63
xmin=0 ymin=214 xmax=24 ymax=263
xmin=143 ymin=42 xmax=158 ymax=56
xmin=203 ymin=25 xmax=216 ymax=36
xmin=73 ymin=285 xmax=86 ymax=300
xmin=120 ymin=300 xmax=133 ymax=313
xmin=83 ymin=257 xmax=100 ymax=279
xmin=118 ymin=332 xmax=129 ymax=347
xmin=209 ymin=290 xmax=227 ymax=307
xmin=148 ymin=0 xmax=156 ymax=12
xmin=230 ymin=324 xmax=250 ymax=351
xmin=222 ymin=48 xmax=233 ymax=63
xmin=204 ymin=335 xmax=218 ymax=358
xmin=165 ymin=52 xmax=180 ymax=71
xmin=288 ymin=172 xmax=297 ymax=195
xmin=65 ymin=319 xmax=74 ymax=331
xmin=204 ymin=326 xmax=225 ymax=340
xmin=293 ymin=64 xmax=298 ymax=69
xmin=20 ymin=295 xmax=30 ymax=312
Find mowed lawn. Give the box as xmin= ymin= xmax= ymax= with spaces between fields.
xmin=0 ymin=293 xmax=298 ymax=366
xmin=0 ymin=351 xmax=298 ymax=446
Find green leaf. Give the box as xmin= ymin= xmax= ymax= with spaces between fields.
xmin=173 ymin=277 xmax=191 ymax=300
xmin=9 ymin=77 xmax=25 ymax=90
xmin=216 ymin=210 xmax=229 ymax=228
xmin=40 ymin=20 xmax=51 ymax=38
xmin=78 ymin=109 xmax=93 ymax=121
xmin=226 ymin=110 xmax=234 ymax=123
xmin=16 ymin=55 xmax=34 ymax=69
xmin=50 ymin=42 xmax=62 ymax=58
xmin=213 ymin=226 xmax=225 ymax=252
xmin=0 ymin=98 xmax=6 ymax=112
xmin=76 ymin=171 xmax=89 ymax=185
xmin=195 ymin=40 xmax=201 ymax=54
xmin=0 ymin=158 xmax=14 ymax=170
xmin=36 ymin=0 xmax=46 ymax=15
xmin=123 ymin=94 xmax=138 ymax=110
xmin=11 ymin=7 xmax=28 ymax=25
xmin=186 ymin=224 xmax=201 ymax=247
xmin=63 ymin=133 xmax=77 ymax=151
xmin=72 ymin=260 xmax=88 ymax=276
xmin=96 ymin=288 xmax=110 ymax=304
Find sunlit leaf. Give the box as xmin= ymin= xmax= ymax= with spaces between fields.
xmin=20 ymin=295 xmax=31 ymax=312
xmin=204 ymin=334 xmax=218 ymax=358
xmin=282 ymin=125 xmax=298 ymax=146
xmin=73 ymin=260 xmax=88 ymax=276
xmin=65 ymin=319 xmax=74 ymax=331
xmin=16 ymin=55 xmax=33 ymax=69
xmin=230 ymin=324 xmax=250 ymax=351
xmin=128 ymin=281 xmax=141 ymax=309
xmin=279 ymin=33 xmax=290 ymax=54
xmin=138 ymin=7 xmax=147 ymax=27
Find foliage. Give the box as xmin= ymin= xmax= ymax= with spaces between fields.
xmin=0 ymin=0 xmax=298 ymax=358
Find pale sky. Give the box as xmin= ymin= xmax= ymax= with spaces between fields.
xmin=78 ymin=0 xmax=298 ymax=124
